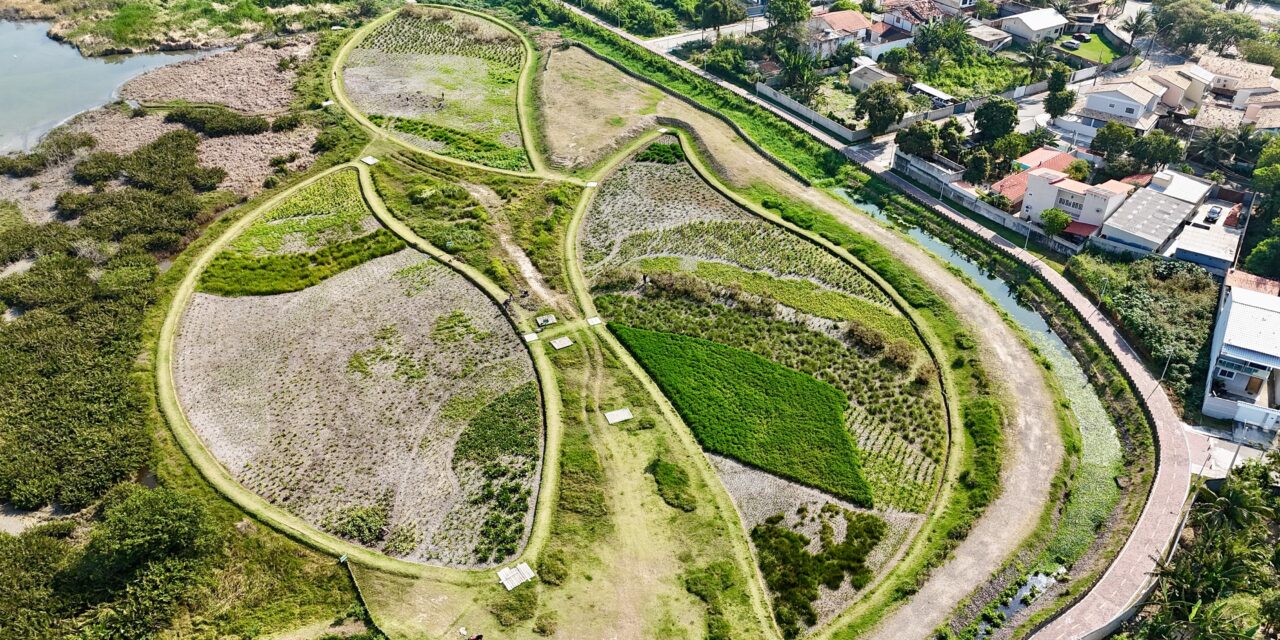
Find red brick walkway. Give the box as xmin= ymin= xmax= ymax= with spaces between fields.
xmin=557 ymin=6 xmax=1194 ymax=635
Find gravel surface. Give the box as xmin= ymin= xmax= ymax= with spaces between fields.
xmin=121 ymin=35 xmax=316 ymax=114
xmin=174 ymin=249 xmax=539 ymax=566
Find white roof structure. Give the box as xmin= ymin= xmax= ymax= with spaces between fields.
xmin=497 ymin=562 xmax=537 ymax=591
xmin=1005 ymin=8 xmax=1068 ymax=32
xmin=321 ymin=99 xmax=335 ymax=107
xmin=522 ymin=333 xmax=538 ymax=343
xmin=1221 ymin=288 xmax=1280 ymax=369
xmin=1103 ymin=189 xmax=1194 ymax=246
xmin=604 ymin=408 xmax=634 ymax=424
xmin=360 ymin=156 xmax=379 ymax=165
xmin=586 ymin=316 xmax=603 ymax=326
xmin=1145 ymin=169 xmax=1212 ymax=205
xmin=550 ymin=336 xmax=573 ymax=350
xmin=536 ymin=314 xmax=557 ymax=327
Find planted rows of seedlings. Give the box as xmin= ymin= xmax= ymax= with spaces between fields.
xmin=583 ymin=146 xmax=944 ymax=512
xmin=175 ymin=250 xmax=541 ymax=566
xmin=344 ymin=7 xmax=530 ymax=171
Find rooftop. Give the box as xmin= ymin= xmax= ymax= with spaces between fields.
xmin=815 ymin=9 xmax=873 ymax=32
xmin=966 ymin=24 xmax=1011 ymax=43
xmin=1068 ymin=105 xmax=1161 ymax=131
xmin=882 ymin=0 xmax=943 ymax=23
xmin=1086 ymin=80 xmax=1158 ymax=106
xmin=850 ymin=64 xmax=897 ymax=84
xmin=1102 ymin=188 xmax=1195 ymax=245
xmin=1198 ymin=54 xmax=1274 ymax=80
xmin=1227 ymin=269 xmax=1280 ymax=296
xmin=1146 ymin=169 xmax=1213 ymax=205
xmin=1191 ymin=105 xmax=1246 ymax=129
xmin=1015 ymin=147 xmax=1075 ymax=170
xmin=1162 ymin=201 xmax=1244 ymax=267
xmin=1222 ymin=287 xmax=1280 ymax=367
xmin=1004 ymin=8 xmax=1069 ymax=32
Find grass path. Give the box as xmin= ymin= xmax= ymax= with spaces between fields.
xmin=332 ymin=4 xmax=562 ymax=181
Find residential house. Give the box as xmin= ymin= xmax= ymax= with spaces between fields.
xmin=995 ymin=8 xmax=1068 ymax=43
xmin=880 ymin=0 xmax=943 ymax=34
xmin=1203 ymin=271 xmax=1280 ymax=447
xmin=865 ymin=20 xmax=915 ymax=59
xmin=966 ymin=24 xmax=1013 ymax=52
xmin=1055 ymin=79 xmax=1161 ymax=143
xmin=1022 ymin=167 xmax=1133 ymax=233
xmin=849 ymin=63 xmax=898 ymax=91
xmin=806 ymin=10 xmax=873 ymax=60
xmin=933 ymin=0 xmax=975 ymax=15
xmin=1197 ymin=54 xmax=1280 ymax=110
xmin=1192 ymin=103 xmax=1280 ymax=135
xmin=989 ymin=147 xmax=1078 ymax=210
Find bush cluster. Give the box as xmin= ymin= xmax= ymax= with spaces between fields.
xmin=645 ymin=458 xmax=696 ymax=511
xmin=164 ymin=104 xmax=270 ymax=137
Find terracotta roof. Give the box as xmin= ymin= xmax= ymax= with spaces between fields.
xmin=870 ymin=21 xmax=892 ymax=34
xmin=817 ymin=10 xmax=873 ymax=32
xmin=1227 ymin=269 xmax=1280 ymax=296
xmin=1095 ymin=179 xmax=1135 ymax=195
xmin=1197 ymin=55 xmax=1275 ymax=86
xmin=1121 ymin=173 xmax=1154 ymax=186
xmin=1015 ymin=147 xmax=1075 ymax=170
xmin=992 ymin=171 xmax=1031 ymax=203
xmin=883 ymin=0 xmax=942 ymax=23
xmin=1064 ymin=221 xmax=1099 ymax=236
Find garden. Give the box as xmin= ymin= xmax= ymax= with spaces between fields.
xmin=344 ymin=6 xmax=532 ymax=171
xmin=1052 ymin=33 xmax=1127 ymax=64
xmin=177 ymin=249 xmax=542 ymax=565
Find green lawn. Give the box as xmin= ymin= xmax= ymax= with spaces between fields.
xmin=610 ymin=323 xmax=874 ymax=507
xmin=1054 ymin=34 xmax=1128 ymax=64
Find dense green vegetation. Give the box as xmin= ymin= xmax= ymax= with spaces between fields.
xmin=753 ymin=507 xmax=887 ymax=638
xmin=646 ymin=457 xmax=696 ymax=512
xmin=1120 ymin=452 xmax=1280 ymax=638
xmin=164 ymin=104 xmax=271 ymax=137
xmin=453 ymin=383 xmax=541 ymax=562
xmin=610 ymin=323 xmax=873 ymax=507
xmin=1066 ymin=254 xmax=1218 ymax=417
xmin=199 ymin=169 xmax=406 ymax=296
xmin=0 ymin=131 xmax=96 ymax=178
xmin=371 ymin=115 xmax=532 ymax=172
xmin=633 ymin=141 xmax=684 ymax=164
xmin=0 ymin=485 xmax=221 ymax=638
xmin=683 ymin=561 xmax=740 ymax=640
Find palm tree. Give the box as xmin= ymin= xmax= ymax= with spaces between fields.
xmin=1198 ymin=483 xmax=1273 ymax=531
xmin=1020 ymin=40 xmax=1055 ymax=80
xmin=1119 ymin=9 xmax=1156 ymax=52
xmin=1049 ymin=0 xmax=1074 ymax=18
xmin=1229 ymin=124 xmax=1265 ymax=164
xmin=1190 ymin=127 xmax=1235 ymax=168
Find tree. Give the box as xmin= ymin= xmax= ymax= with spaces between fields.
xmin=974 ymin=97 xmax=1017 ymax=142
xmin=913 ymin=16 xmax=977 ymax=61
xmin=1131 ymin=130 xmax=1184 ymax=168
xmin=964 ymin=149 xmax=992 ymax=184
xmin=1245 ymin=237 xmax=1280 ymax=278
xmin=992 ymin=132 xmax=1029 ymax=162
xmin=895 ymin=120 xmax=940 ymax=158
xmin=1048 ymin=63 xmax=1071 ymax=93
xmin=879 ymin=47 xmax=922 ymax=77
xmin=1045 ymin=90 xmax=1077 ymax=121
xmin=1190 ymin=127 xmax=1235 ymax=168
xmin=1041 ymin=207 xmax=1072 ymax=238
xmin=1048 ymin=0 xmax=1073 ymax=19
xmin=861 ymin=0 xmax=880 ymax=12
xmin=1065 ymin=158 xmax=1091 ymax=181
xmin=1229 ymin=124 xmax=1266 ymax=164
xmin=1119 ymin=9 xmax=1156 ymax=51
xmin=1027 ymin=126 xmax=1057 ymax=150
xmin=777 ymin=45 xmax=818 ymax=97
xmin=765 ymin=0 xmax=810 ymax=45
xmin=1205 ymin=12 xmax=1262 ymax=54
xmin=698 ymin=0 xmax=744 ymax=35
xmin=855 ymin=81 xmax=910 ymax=135
xmin=939 ymin=117 xmax=966 ymax=160
xmin=975 ymin=0 xmax=998 ymax=18
xmin=1241 ymin=39 xmax=1280 ymax=71
xmin=1090 ymin=122 xmax=1135 ymax=161
xmin=1019 ymin=40 xmax=1055 ymax=80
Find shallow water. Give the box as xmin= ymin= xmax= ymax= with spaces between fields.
xmin=0 ymin=20 xmax=204 ymax=152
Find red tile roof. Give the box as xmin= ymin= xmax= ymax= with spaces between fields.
xmin=1226 ymin=269 xmax=1280 ymax=295
xmin=1063 ymin=221 xmax=1099 ymax=236
xmin=991 ymin=149 xmax=1077 ymax=203
xmin=991 ymin=171 xmax=1031 ymax=203
xmin=818 ymin=10 xmax=873 ymax=32
xmin=883 ymin=0 xmax=942 ymax=23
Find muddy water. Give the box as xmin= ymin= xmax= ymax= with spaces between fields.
xmin=0 ymin=20 xmax=203 ymax=152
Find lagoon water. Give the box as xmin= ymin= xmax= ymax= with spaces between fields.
xmin=0 ymin=20 xmax=203 ymax=152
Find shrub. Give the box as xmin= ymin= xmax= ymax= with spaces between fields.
xmin=271 ymin=113 xmax=304 ymax=132
xmin=490 ymin=582 xmax=538 ymax=626
xmin=646 ymin=458 xmax=696 ymax=511
xmin=324 ymin=504 xmax=389 ymax=545
xmin=164 ymin=104 xmax=270 ymax=137
xmin=540 ymin=547 xmax=569 ymax=585
xmin=72 ymin=151 xmax=123 ymax=185
xmin=882 ymin=340 xmax=916 ymax=369
xmin=845 ymin=320 xmax=886 ymax=352
xmin=634 ymin=142 xmax=684 ymax=164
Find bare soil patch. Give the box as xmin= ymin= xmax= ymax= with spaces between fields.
xmin=198 ymin=126 xmax=317 ymax=195
xmin=174 ymin=249 xmax=539 ymax=566
xmin=122 ymin=35 xmax=316 ymax=114
xmin=539 ymin=46 xmax=664 ymax=169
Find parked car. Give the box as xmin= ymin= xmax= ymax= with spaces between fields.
xmin=1063 ymin=40 xmax=1081 ymax=50
xmin=1073 ymin=33 xmax=1092 ymax=42
xmin=1207 ymin=205 xmax=1223 ymax=223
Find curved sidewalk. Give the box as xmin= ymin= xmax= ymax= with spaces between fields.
xmin=877 ymin=170 xmax=1192 ymax=640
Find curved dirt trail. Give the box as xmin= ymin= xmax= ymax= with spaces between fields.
xmin=658 ymin=108 xmax=1064 ymax=638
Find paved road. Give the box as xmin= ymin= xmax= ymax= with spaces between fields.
xmin=556 ymin=4 xmax=1195 ymax=635
xmin=643 ymin=17 xmax=771 ymax=52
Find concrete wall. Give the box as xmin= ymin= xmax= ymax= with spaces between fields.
xmin=754 ymin=82 xmax=858 ymax=143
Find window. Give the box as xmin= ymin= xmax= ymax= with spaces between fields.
xmin=1125 ymin=107 xmax=1135 ymax=114
xmin=1217 ymin=368 xmax=1237 ymax=380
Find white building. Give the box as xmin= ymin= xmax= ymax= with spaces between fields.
xmin=1197 ymin=54 xmax=1280 ymax=111
xmin=1021 ymin=167 xmax=1133 ymax=231
xmin=1203 ymin=272 xmax=1280 ymax=447
xmin=1056 ymin=79 xmax=1162 ymax=143
xmin=849 ymin=63 xmax=898 ymax=91
xmin=966 ymin=24 xmax=1013 ymax=52
xmin=1093 ymin=170 xmax=1214 ymax=255
xmin=996 ymin=8 xmax=1068 ymax=43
